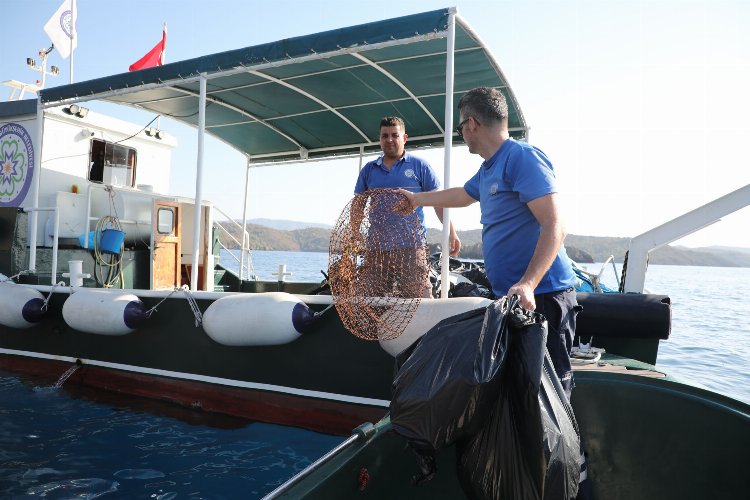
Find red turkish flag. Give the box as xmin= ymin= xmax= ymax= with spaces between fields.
xmin=129 ymin=26 xmax=166 ymax=71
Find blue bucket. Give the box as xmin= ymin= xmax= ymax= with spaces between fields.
xmin=100 ymin=229 xmax=125 ymax=254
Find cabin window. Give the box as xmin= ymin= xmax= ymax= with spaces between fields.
xmin=157 ymin=207 xmax=175 ymax=235
xmin=88 ymin=139 xmax=137 ymax=187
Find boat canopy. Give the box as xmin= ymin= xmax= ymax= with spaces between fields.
xmin=37 ymin=8 xmax=527 ymax=163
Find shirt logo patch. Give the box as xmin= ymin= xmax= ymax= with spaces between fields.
xmin=489 ymin=183 xmax=499 ymax=195
xmin=404 ymin=168 xmax=415 ymax=179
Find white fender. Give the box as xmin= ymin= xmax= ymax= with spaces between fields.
xmin=0 ymin=283 xmax=46 ymax=329
xmin=62 ymin=289 xmax=147 ymax=335
xmin=379 ymin=297 xmax=493 ymax=356
xmin=202 ymin=292 xmax=317 ymax=346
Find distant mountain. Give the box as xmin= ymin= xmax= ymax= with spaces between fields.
xmin=701 ymin=245 xmax=750 ymax=256
xmin=562 ymin=236 xmax=750 ymax=267
xmin=219 ymin=222 xmax=330 ymax=252
xmin=249 ymin=218 xmax=332 ymax=231
xmin=216 ymin=220 xmax=750 ymax=268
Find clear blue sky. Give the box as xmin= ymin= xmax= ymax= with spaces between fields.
xmin=4 ymin=0 xmax=749 ymax=248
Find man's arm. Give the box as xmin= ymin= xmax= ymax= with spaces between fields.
xmin=433 ymin=206 xmax=461 ymax=256
xmin=507 ymin=193 xmax=567 ymax=311
xmin=394 ymin=187 xmax=476 ymax=212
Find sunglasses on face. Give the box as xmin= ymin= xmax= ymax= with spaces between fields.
xmin=456 ymin=117 xmax=478 ymax=139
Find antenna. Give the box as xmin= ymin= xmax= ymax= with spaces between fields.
xmin=28 ymin=45 xmax=60 ymax=89
xmin=5 ymin=44 xmax=60 ymax=101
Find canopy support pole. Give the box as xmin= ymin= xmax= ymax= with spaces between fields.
xmin=439 ymin=7 xmax=457 ymax=299
xmin=240 ymin=158 xmax=251 ymax=281
xmin=28 ymin=97 xmax=45 ymax=273
xmin=190 ymin=74 xmax=207 ymax=291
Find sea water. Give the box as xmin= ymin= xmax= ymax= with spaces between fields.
xmin=1 ymin=250 xmax=747 ymax=498
xmin=0 ymin=375 xmax=341 ymax=498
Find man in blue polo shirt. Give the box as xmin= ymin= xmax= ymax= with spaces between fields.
xmin=395 ymin=88 xmax=592 ymax=499
xmin=354 ymin=116 xmax=460 ymax=298
xmin=394 ymin=89 xmax=579 ymax=395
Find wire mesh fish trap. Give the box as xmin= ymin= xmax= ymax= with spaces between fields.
xmin=329 ymin=189 xmax=429 ymax=341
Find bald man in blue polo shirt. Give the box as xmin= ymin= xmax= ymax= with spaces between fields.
xmin=354 ymin=116 xmax=460 ymax=298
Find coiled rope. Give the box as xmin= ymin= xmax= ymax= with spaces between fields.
xmin=93 ymin=215 xmax=125 ymax=288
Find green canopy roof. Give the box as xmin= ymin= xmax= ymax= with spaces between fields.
xmin=39 ymin=8 xmax=527 ymax=162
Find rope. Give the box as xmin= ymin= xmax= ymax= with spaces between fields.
xmin=570 ymin=350 xmax=602 ymax=365
xmin=571 ymin=337 xmax=604 ymax=365
xmin=41 ymin=281 xmax=67 ymax=312
xmin=618 ymin=251 xmax=629 ymax=293
xmin=314 ymin=304 xmax=334 ymax=317
xmin=143 ymin=285 xmax=203 ymax=328
xmin=144 ymin=287 xmax=182 ymax=318
xmin=0 ymin=269 xmax=31 ymax=282
xmin=618 ymin=250 xmax=648 ymax=292
xmin=180 ymin=285 xmax=203 ymax=327
xmin=610 ymin=258 xmax=621 ymax=290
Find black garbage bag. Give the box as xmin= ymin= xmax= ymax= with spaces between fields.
xmin=459 ymin=266 xmax=493 ymax=292
xmin=456 ymin=309 xmax=580 ymax=500
xmin=390 ymin=296 xmax=517 ymax=456
xmin=538 ymin=356 xmax=581 ymax=500
xmin=391 ymin=297 xmax=519 ymax=485
xmin=451 ymin=280 xmax=492 ymax=298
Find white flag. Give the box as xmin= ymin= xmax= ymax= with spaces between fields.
xmin=44 ymin=0 xmax=77 ymax=59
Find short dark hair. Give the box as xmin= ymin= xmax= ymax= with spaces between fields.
xmin=458 ymin=87 xmax=508 ymax=126
xmin=380 ymin=116 xmax=405 ymax=131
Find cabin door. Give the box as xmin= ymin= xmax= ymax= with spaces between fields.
xmin=152 ymin=200 xmax=181 ymax=290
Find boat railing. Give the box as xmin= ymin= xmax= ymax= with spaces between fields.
xmin=574 ymin=255 xmax=619 ymax=293
xmin=212 ymin=205 xmax=254 ymax=280
xmin=81 ymin=184 xmax=170 ymax=250
xmin=262 ymin=422 xmax=377 ymax=500
xmin=23 ymin=206 xmax=60 ymax=285
xmin=3 ymin=79 xmax=41 ymax=101
xmin=624 ymin=183 xmax=750 ymax=292
xmin=76 ymin=183 xmax=255 ymax=282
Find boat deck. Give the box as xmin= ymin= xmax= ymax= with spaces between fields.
xmin=573 ymin=354 xmax=667 ymax=378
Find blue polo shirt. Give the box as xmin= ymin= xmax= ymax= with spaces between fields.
xmin=463 ymin=139 xmax=577 ymax=296
xmin=354 ymin=153 xmax=440 ymax=249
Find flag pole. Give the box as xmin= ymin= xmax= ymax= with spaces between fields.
xmin=69 ymin=0 xmax=76 ymax=83
xmin=162 ymin=22 xmax=167 ymax=63
xmin=156 ymin=22 xmax=166 ymax=130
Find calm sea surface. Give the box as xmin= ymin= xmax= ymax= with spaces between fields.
xmin=1 ymin=250 xmax=747 ymax=498
xmin=0 ymin=376 xmax=341 ymax=499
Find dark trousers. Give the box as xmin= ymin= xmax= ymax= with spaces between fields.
xmin=534 ymin=287 xmax=580 ymax=399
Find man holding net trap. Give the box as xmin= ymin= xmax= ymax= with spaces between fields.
xmin=393 ymin=87 xmax=580 ymax=398
xmin=352 ymin=116 xmax=461 ymax=298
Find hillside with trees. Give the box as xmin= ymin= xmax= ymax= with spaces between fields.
xmin=215 ymin=221 xmax=750 ymax=268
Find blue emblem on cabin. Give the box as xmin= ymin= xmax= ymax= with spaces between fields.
xmin=0 ymin=122 xmax=35 ymax=207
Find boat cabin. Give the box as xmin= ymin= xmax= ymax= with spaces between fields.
xmin=0 ymin=98 xmax=214 ymax=290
